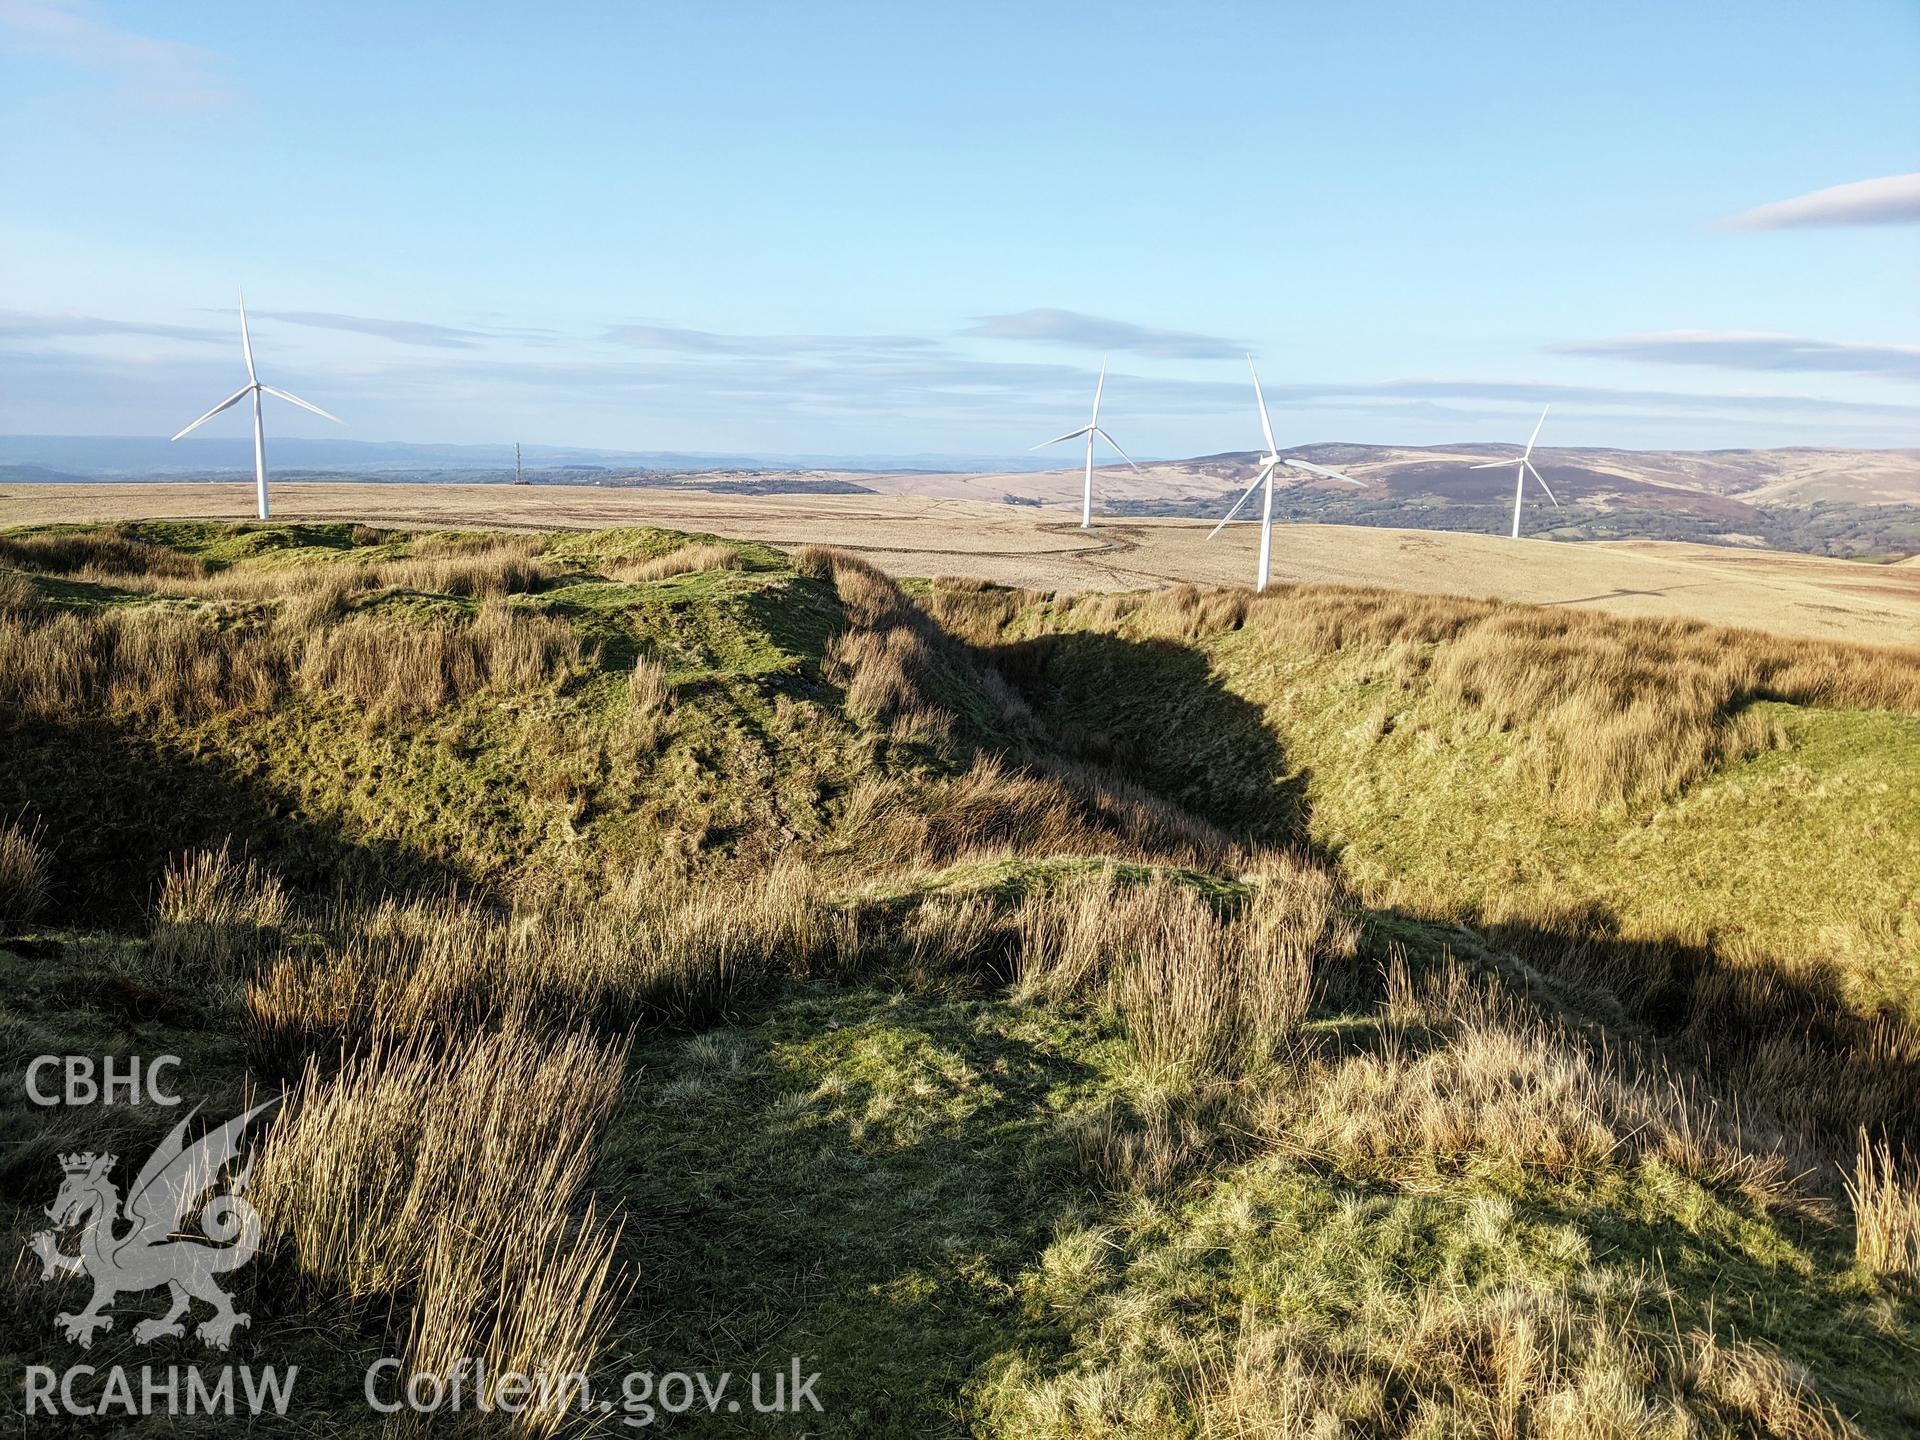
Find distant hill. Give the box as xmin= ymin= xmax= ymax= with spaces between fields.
xmin=840 ymin=445 xmax=1920 ymax=561
xmin=6 ymin=437 xmax=1916 ymax=559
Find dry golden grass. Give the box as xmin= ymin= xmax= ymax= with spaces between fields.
xmin=627 ymin=653 xmax=671 ymax=714
xmin=1248 ymin=588 xmax=1920 ymax=812
xmin=604 ymin=542 xmax=741 ymax=583
xmin=148 ymin=844 xmax=289 ymax=975
xmin=253 ymin=1026 xmax=628 ymax=1434
xmin=1846 ymin=1128 xmax=1920 ymax=1280
xmin=1247 ymin=955 xmax=1796 ymax=1204
xmin=0 ymin=818 xmax=50 ymax=928
xmin=1011 ymin=863 xmax=1354 ymax=1082
xmin=0 ymin=569 xmax=37 ymax=613
xmin=0 ymin=528 xmax=209 ymax=581
xmin=972 ymin=579 xmax=1920 ymax=817
xmin=0 ymin=587 xmax=582 ymax=725
xmin=998 ymin=1264 xmax=1862 ymax=1440
xmin=295 ymin=599 xmax=581 ymax=720
xmin=247 ymin=862 xmax=847 ymax=1065
xmin=828 ymin=756 xmax=1234 ymax=874
xmin=0 ymin=606 xmax=286 ymax=719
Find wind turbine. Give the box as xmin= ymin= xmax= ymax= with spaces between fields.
xmin=1471 ymin=404 xmax=1560 ymax=539
xmin=1208 ymin=355 xmax=1364 ymax=592
xmin=1031 ymin=357 xmax=1140 ymax=529
xmin=170 ymin=295 xmax=342 ymax=520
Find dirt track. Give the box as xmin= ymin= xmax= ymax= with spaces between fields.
xmin=6 ymin=482 xmax=1918 ymax=647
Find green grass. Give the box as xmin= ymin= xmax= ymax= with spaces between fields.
xmin=5 ymin=524 xmax=1917 ymax=1437
xmin=1017 ymin=600 xmax=1920 ymax=1019
xmin=602 ymin=984 xmax=1126 ymax=1434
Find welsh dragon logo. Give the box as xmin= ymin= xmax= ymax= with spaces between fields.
xmin=28 ymin=1101 xmax=275 ymax=1350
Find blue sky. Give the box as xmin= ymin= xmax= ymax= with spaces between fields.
xmin=2 ymin=0 xmax=1916 ymax=458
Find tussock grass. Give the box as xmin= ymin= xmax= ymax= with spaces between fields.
xmin=988 ymin=1201 xmax=1867 ymax=1440
xmin=363 ymin=545 xmax=544 ymax=598
xmin=0 ymin=606 xmax=286 ymax=718
xmin=1247 ymin=587 xmax=1920 ymax=812
xmin=150 ymin=844 xmax=289 ymax=975
xmin=296 ymin=600 xmax=581 ymax=719
xmin=0 ymin=528 xmax=210 ymax=581
xmin=1251 ymin=955 xmax=1796 ymax=1203
xmin=627 ymin=653 xmax=671 ymax=713
xmin=0 ymin=818 xmax=50 ymax=928
xmin=0 ymin=569 xmax=37 ymax=613
xmin=254 ymin=1026 xmax=628 ymax=1433
xmin=9 ymin=523 xmax=1916 ymax=1432
xmin=247 ymin=862 xmax=846 ymax=1065
xmin=604 ymin=542 xmax=742 ymax=583
xmin=1847 ymin=1128 xmax=1920 ymax=1280
xmin=979 ymin=578 xmax=1920 ymax=816
xmin=1011 ymin=863 xmax=1353 ymax=1082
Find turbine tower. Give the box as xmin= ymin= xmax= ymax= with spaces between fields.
xmin=1031 ymin=357 xmax=1140 ymax=529
xmin=170 ymin=295 xmax=342 ymax=520
xmin=1472 ymin=404 xmax=1560 ymax=539
xmin=1208 ymin=356 xmax=1364 ymax=592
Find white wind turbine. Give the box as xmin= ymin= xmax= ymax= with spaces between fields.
xmin=1472 ymin=404 xmax=1560 ymax=539
xmin=1031 ymin=357 xmax=1140 ymax=529
xmin=1208 ymin=355 xmax=1364 ymax=592
xmin=170 ymin=295 xmax=342 ymax=520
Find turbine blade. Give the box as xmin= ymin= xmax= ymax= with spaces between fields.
xmin=1521 ymin=403 xmax=1550 ymax=460
xmin=1094 ymin=426 xmax=1141 ymax=470
xmin=1030 ymin=425 xmax=1092 ymax=451
xmin=1247 ymin=355 xmax=1278 ymax=457
xmin=1208 ymin=463 xmax=1274 ymax=539
xmin=1468 ymin=459 xmax=1512 ymax=469
xmin=239 ymin=292 xmax=258 ymax=384
xmin=169 ymin=385 xmax=254 ymax=441
xmin=1525 ymin=458 xmax=1561 ymax=507
xmin=1284 ymin=457 xmax=1366 ymax=487
xmin=1090 ymin=356 xmax=1106 ymax=426
xmin=260 ymin=385 xmax=343 ymax=423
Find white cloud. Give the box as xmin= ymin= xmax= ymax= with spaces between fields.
xmin=962 ymin=308 xmax=1241 ymax=360
xmin=1716 ymin=173 xmax=1920 ymax=230
xmin=0 ymin=0 xmax=231 ymax=110
xmin=602 ymin=325 xmax=932 ymax=356
xmin=1555 ymin=331 xmax=1920 ymax=379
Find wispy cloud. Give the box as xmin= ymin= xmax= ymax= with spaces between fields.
xmin=0 ymin=309 xmax=223 ymax=343
xmin=256 ymin=311 xmax=496 ymax=350
xmin=1554 ymin=330 xmax=1920 ymax=379
xmin=1716 ymin=173 xmax=1920 ymax=230
xmin=10 ymin=344 xmax=1918 ymax=453
xmin=962 ymin=308 xmax=1241 ymax=360
xmin=0 ymin=0 xmax=232 ymax=110
xmin=602 ymin=325 xmax=932 ymax=356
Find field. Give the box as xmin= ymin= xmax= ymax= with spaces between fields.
xmin=3 ymin=515 xmax=1918 ymax=1436
xmin=6 ymin=481 xmax=1919 ymax=645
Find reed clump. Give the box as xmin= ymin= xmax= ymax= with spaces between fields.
xmin=295 ymin=599 xmax=581 ymax=719
xmin=604 ymin=542 xmax=742 ymax=583
xmin=0 ymin=818 xmax=50 ymax=928
xmin=252 ymin=1026 xmax=629 ymax=1434
xmin=1845 ymin=1127 xmax=1920 ymax=1280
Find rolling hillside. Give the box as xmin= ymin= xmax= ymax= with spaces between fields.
xmin=2 ymin=519 xmax=1917 ymax=1435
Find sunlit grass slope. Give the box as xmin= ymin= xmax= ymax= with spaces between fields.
xmin=2 ymin=521 xmax=1916 ymax=1437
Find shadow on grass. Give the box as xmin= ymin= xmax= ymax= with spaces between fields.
xmin=598 ymin=985 xmax=1107 ymax=1438
xmin=989 ymin=629 xmax=1315 ymax=853
xmin=0 ymin=713 xmax=486 ymax=927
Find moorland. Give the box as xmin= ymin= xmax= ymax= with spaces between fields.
xmin=2 ymin=516 xmax=1917 ymax=1436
